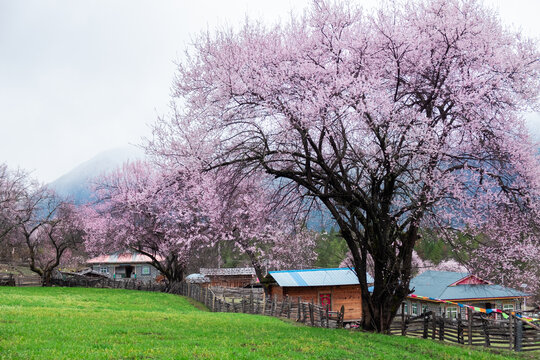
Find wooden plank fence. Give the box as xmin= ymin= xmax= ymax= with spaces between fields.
xmin=390 ymin=306 xmax=540 ymax=352
xmin=0 ymin=274 xmax=41 ymax=287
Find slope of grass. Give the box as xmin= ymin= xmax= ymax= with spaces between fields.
xmin=0 ymin=287 xmax=534 ymax=359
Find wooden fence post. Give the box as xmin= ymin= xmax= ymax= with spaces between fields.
xmin=508 ymin=313 xmax=514 ymax=351
xmin=514 ymin=317 xmax=523 ymax=352
xmin=439 ymin=313 xmax=445 ymax=342
xmin=287 ymin=297 xmax=291 ymax=319
xmin=482 ymin=318 xmax=490 ymax=347
xmin=309 ymin=303 xmax=314 ymax=326
xmin=423 ymin=313 xmax=429 ymax=339
xmin=339 ymin=305 xmax=345 ymax=328
xmin=432 ymin=313 xmax=437 ymax=339
xmin=325 ymin=306 xmax=330 ymax=328
xmin=467 ymin=307 xmax=473 ymax=345
xmin=457 ymin=311 xmax=463 ymax=344
xmin=319 ymin=307 xmax=324 ymax=327
xmin=401 ymin=303 xmax=406 ymax=336
xmin=297 ymin=297 xmax=301 ymax=322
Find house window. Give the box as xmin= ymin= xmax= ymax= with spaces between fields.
xmin=503 ymin=304 xmax=514 ymax=312
xmin=403 ymin=303 xmax=408 ymax=314
xmin=411 ymin=303 xmax=418 ymax=315
xmin=447 ymin=307 xmax=457 ymax=319
xmin=142 ymin=266 xmax=151 ymax=275
xmin=319 ymin=293 xmax=331 ymax=310
xmin=100 ymin=267 xmax=109 ymax=274
xmin=422 ymin=304 xmax=429 ymax=314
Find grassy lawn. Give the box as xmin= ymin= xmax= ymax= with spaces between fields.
xmin=0 ymin=287 xmax=535 ymax=359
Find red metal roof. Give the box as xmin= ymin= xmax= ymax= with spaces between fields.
xmin=87 ymin=252 xmax=163 ymax=264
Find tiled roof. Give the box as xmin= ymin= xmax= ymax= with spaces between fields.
xmin=269 ymin=268 xmax=374 ymax=287
xmin=87 ymin=251 xmax=162 ymax=264
xmin=410 ymin=271 xmax=529 ymax=300
xmin=200 ymin=268 xmax=256 ymax=276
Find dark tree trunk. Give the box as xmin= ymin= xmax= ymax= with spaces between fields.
xmin=243 ymin=247 xmax=270 ymax=295
xmin=41 ymin=269 xmax=53 ymax=287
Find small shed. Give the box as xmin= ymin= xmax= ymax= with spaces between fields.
xmin=200 ymin=267 xmax=257 ymax=288
xmin=268 ymin=268 xmax=374 ymax=321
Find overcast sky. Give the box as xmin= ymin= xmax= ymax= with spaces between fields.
xmin=1 ymin=0 xmax=539 ymax=183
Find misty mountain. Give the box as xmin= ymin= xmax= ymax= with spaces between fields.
xmin=48 ymin=146 xmax=145 ymax=204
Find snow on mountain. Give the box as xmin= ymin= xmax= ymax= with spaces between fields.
xmin=48 ymin=146 xmax=145 ymax=204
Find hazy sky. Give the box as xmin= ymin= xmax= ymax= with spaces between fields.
xmin=1 ymin=0 xmax=539 ymax=183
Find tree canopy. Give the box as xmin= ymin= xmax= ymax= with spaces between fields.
xmin=150 ymin=0 xmax=540 ymax=331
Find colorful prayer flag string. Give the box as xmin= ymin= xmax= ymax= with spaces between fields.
xmin=408 ymin=294 xmax=539 ymax=322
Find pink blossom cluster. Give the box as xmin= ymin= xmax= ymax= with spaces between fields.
xmin=144 ymin=0 xmax=539 ymax=329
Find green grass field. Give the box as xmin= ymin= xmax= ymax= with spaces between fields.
xmin=0 ymin=287 xmax=534 ymax=359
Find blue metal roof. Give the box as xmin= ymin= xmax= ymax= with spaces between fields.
xmin=410 ymin=271 xmax=529 ymax=300
xmin=269 ymin=268 xmax=374 ymax=287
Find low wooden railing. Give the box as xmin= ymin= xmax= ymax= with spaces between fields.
xmin=390 ymin=308 xmax=540 ymax=352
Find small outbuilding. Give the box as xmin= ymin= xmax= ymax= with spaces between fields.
xmin=87 ymin=251 xmax=163 ymax=280
xmin=199 ymin=267 xmax=257 ymax=288
xmin=267 ymin=268 xmax=374 ymax=322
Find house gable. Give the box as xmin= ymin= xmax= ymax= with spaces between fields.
xmin=449 ymin=274 xmax=490 ymax=286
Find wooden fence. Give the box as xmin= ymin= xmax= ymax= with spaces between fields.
xmin=48 ymin=276 xmax=345 ymax=329
xmin=0 ymin=274 xmax=41 ymax=287
xmin=390 ymin=307 xmax=540 ymax=352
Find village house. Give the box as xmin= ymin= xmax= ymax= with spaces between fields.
xmin=87 ymin=252 xmax=162 ymax=281
xmin=267 ymin=268 xmax=374 ymax=322
xmin=199 ymin=267 xmax=257 ymax=288
xmin=402 ymin=270 xmax=530 ymax=319
xmin=267 ymin=268 xmax=530 ymax=323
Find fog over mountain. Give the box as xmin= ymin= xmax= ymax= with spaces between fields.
xmin=48 ymin=146 xmax=145 ymax=204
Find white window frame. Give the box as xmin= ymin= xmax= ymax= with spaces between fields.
xmin=100 ymin=267 xmax=109 ymax=274
xmin=142 ymin=265 xmax=151 ymax=275
xmin=421 ymin=304 xmax=429 ymax=314
xmin=503 ymin=304 xmax=514 ymax=312
xmin=411 ymin=303 xmax=418 ymax=315
xmin=447 ymin=307 xmax=458 ymax=319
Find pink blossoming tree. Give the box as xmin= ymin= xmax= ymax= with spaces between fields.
xmin=82 ymin=160 xmax=314 ymax=285
xmin=6 ymin=179 xmax=85 ymax=286
xmin=151 ymin=0 xmax=540 ymax=331
xmin=0 ymin=164 xmax=29 ymax=241
xmin=81 ymin=161 xmax=212 ymax=283
xmin=210 ymin=170 xmax=317 ymax=290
